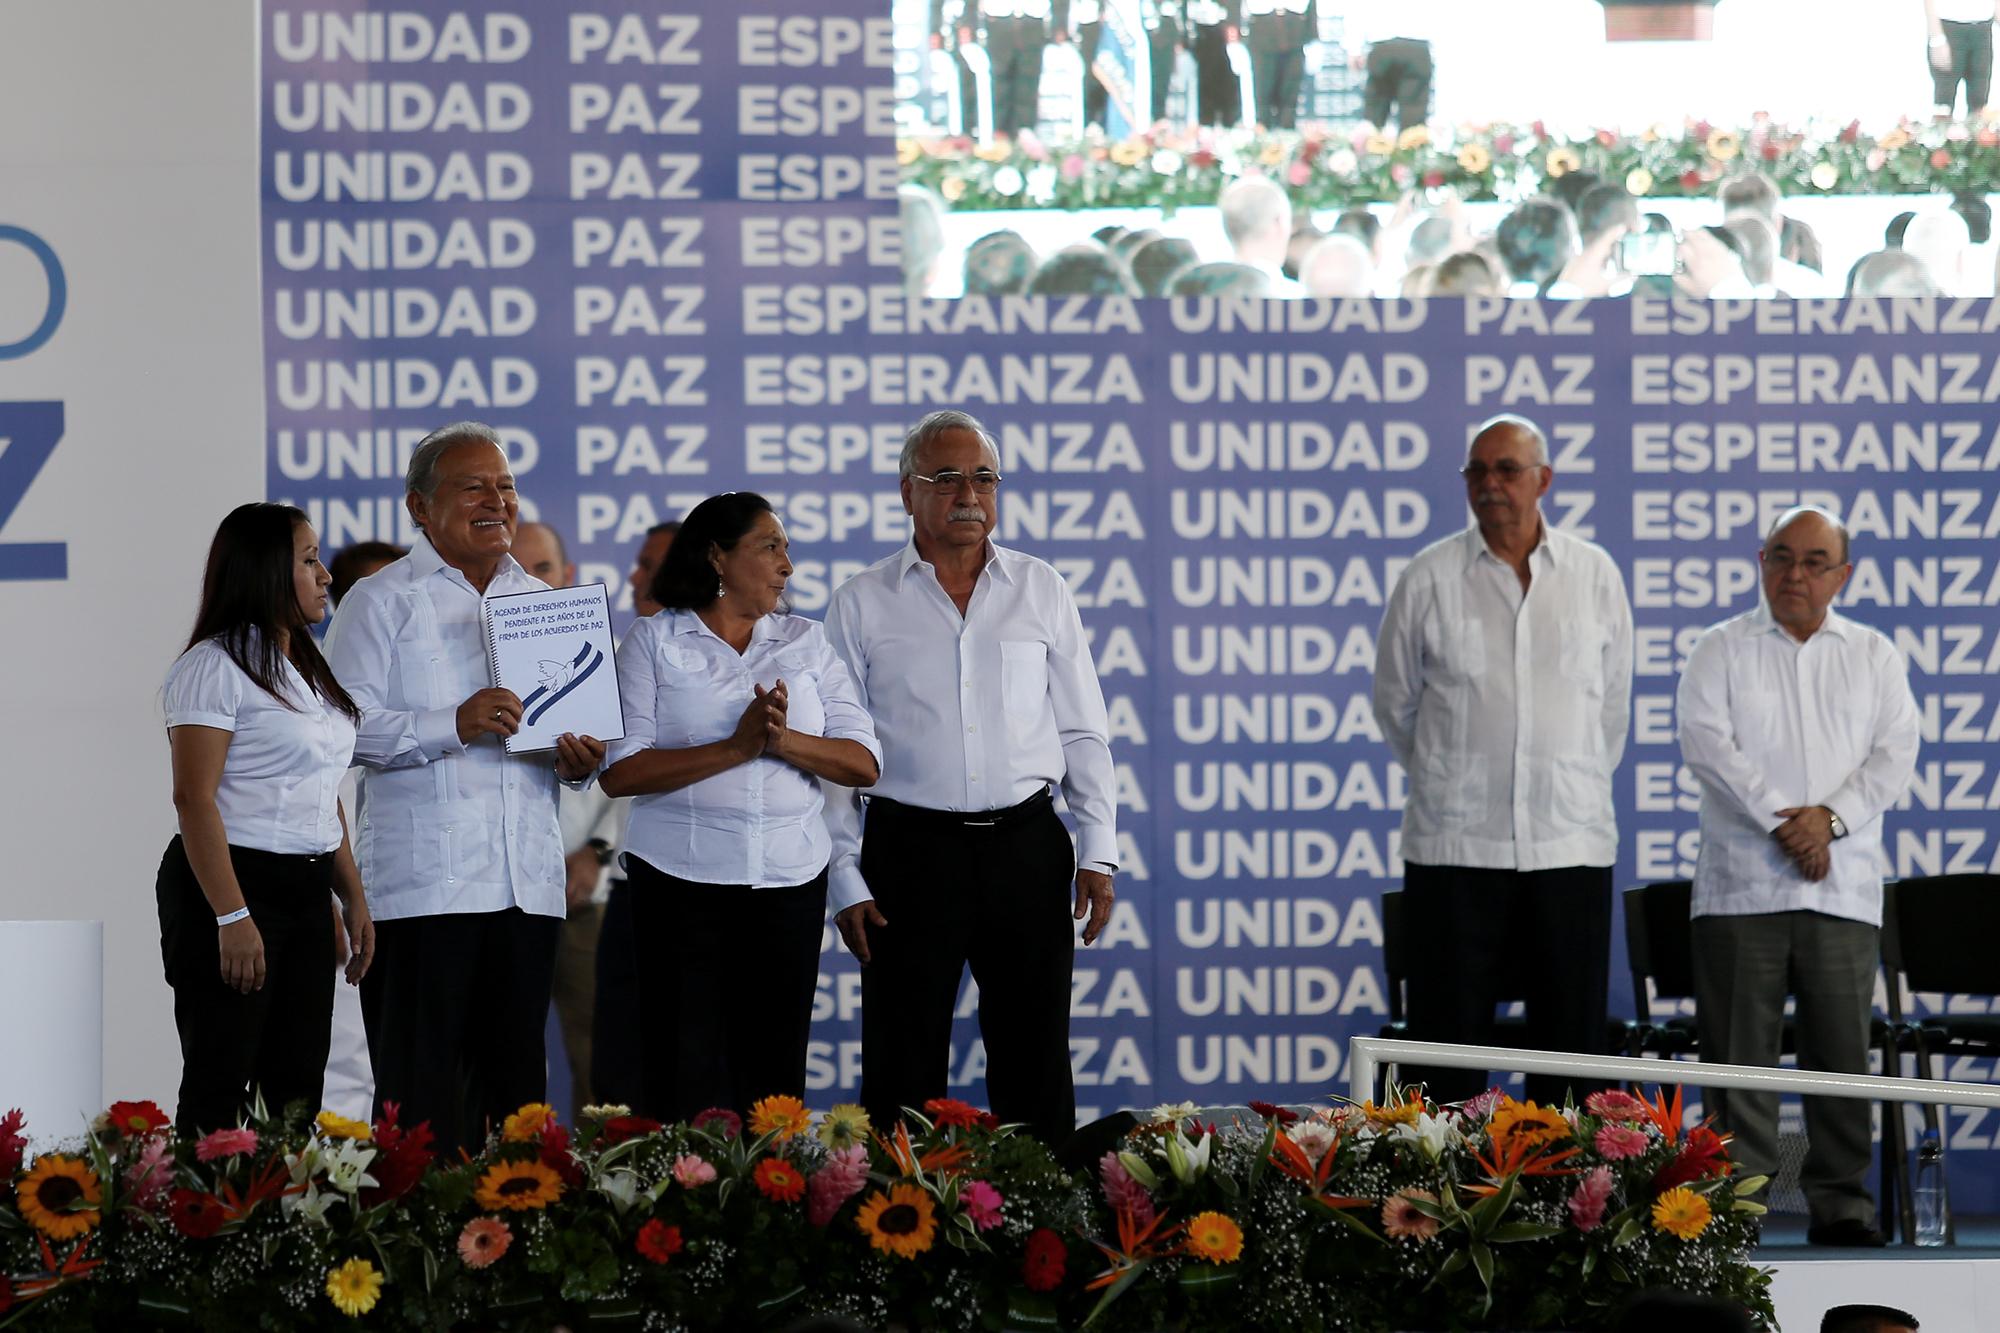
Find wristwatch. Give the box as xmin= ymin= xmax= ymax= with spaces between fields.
xmin=587 ymin=837 xmax=615 ymax=866
xmin=1826 ymin=809 xmax=1847 ymax=840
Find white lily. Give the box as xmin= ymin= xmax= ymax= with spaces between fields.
xmin=1389 ymin=1112 xmax=1459 ymax=1161
xmin=1116 ymin=1150 xmax=1160 ymax=1190
xmin=597 ymin=1168 xmax=641 ymax=1213
xmin=323 ymin=1140 xmax=379 ymax=1194
xmin=1165 ymin=1127 xmax=1212 ymax=1185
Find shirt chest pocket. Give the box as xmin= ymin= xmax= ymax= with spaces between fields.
xmin=654 ymin=644 xmax=737 ymax=746
xmin=1559 ymin=622 xmax=1604 ymax=688
xmin=1423 ymin=616 xmax=1485 ymax=682
xmin=398 ymin=639 xmax=450 ymax=710
xmin=1000 ymin=640 xmax=1049 ymax=727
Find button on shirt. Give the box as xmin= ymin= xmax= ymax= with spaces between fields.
xmin=1374 ymin=523 xmax=1634 ymax=871
xmin=823 ymin=540 xmax=1120 ymax=912
xmin=323 ymin=534 xmax=567 ymax=922
xmin=163 ymin=635 xmax=357 ymax=855
xmin=1677 ymin=605 xmax=1920 ymax=926
xmin=607 ymin=610 xmax=880 ymax=889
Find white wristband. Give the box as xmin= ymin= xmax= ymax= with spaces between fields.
xmin=216 ymin=907 xmax=251 ymax=927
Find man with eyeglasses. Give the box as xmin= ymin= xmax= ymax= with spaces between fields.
xmin=822 ymin=408 xmax=1118 ymax=1147
xmin=1677 ymin=505 xmax=1918 ymax=1248
xmin=1373 ymin=413 xmax=1633 ymax=1106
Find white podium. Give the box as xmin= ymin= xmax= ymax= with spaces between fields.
xmin=0 ymin=921 xmax=104 ymax=1145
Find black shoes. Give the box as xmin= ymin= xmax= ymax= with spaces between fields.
xmin=1806 ymin=1218 xmax=1890 ymax=1247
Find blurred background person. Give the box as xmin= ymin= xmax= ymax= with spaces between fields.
xmin=1171 ymin=259 xmax=1271 ymax=295
xmin=1131 ymin=235 xmax=1201 ymax=295
xmin=1720 ymin=173 xmax=1834 ymax=294
xmin=1187 ymin=0 xmax=1240 ymax=126
xmin=980 ymin=0 xmax=1056 ymax=136
xmin=1926 ymin=0 xmax=1996 ymax=119
xmin=1029 ymin=243 xmax=1142 ymax=295
xmin=1221 ymin=176 xmax=1303 ymax=294
xmin=1902 ymin=208 xmax=1976 ymax=293
xmin=900 ymin=184 xmax=949 ymax=298
xmin=160 ymin=502 xmax=373 ymax=1133
xmin=327 ymin=542 xmax=402 ymax=608
xmin=1299 ymin=233 xmax=1375 ymax=296
xmin=1246 ymin=0 xmax=1313 ymax=129
xmin=1495 ymin=197 xmax=1580 ymax=296
xmin=964 ymin=229 xmax=1041 ymax=295
xmin=1351 ymin=4 xmax=1434 ymax=132
xmin=1428 ymin=249 xmax=1501 ymax=296
xmin=601 ymin=493 xmax=880 ymax=1120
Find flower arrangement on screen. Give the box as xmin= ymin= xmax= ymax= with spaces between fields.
xmin=0 ymin=1084 xmax=1769 ymax=1330
xmin=899 ymin=116 xmax=2000 ymax=212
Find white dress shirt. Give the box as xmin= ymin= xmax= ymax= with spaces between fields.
xmin=163 ymin=634 xmax=357 ymax=855
xmin=608 ymin=610 xmax=880 ymax=889
xmin=323 ymin=533 xmax=567 ymax=922
xmin=558 ymin=784 xmax=619 ymax=905
xmin=1374 ymin=522 xmax=1633 ymax=871
xmin=823 ymin=539 xmax=1120 ymax=913
xmin=1677 ymin=605 xmax=1920 ymax=926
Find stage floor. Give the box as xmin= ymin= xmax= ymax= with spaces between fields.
xmin=1761 ymin=1216 xmax=2000 ymax=1333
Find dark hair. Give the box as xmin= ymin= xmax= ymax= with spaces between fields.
xmin=1331 ymin=208 xmax=1380 ymax=250
xmin=1577 ymin=182 xmax=1640 ymax=243
xmin=647 ymin=520 xmax=682 ymax=538
xmin=1822 ymin=1305 xmax=1919 ymax=1333
xmin=1885 ymin=210 xmax=1917 ymax=248
xmin=650 ymin=492 xmax=778 ymax=611
xmin=1113 ymin=227 xmax=1163 ymax=262
xmin=963 ymin=230 xmax=1037 ymax=296
xmin=1781 ymin=214 xmax=1824 ymax=271
xmin=1496 ymin=198 xmax=1578 ymax=288
xmin=1028 ymin=245 xmax=1140 ymax=296
xmin=1615 ymin=1289 xmax=1753 ymax=1333
xmin=1701 ymin=223 xmax=1745 ymax=261
xmin=188 ymin=503 xmax=358 ymax=720
xmin=1130 ymin=236 xmax=1200 ymax=297
xmin=1644 ymin=212 xmax=1675 ymax=234
xmin=1430 ymin=250 xmax=1500 ymax=295
xmin=1548 ymin=169 xmax=1601 ymax=215
xmin=1170 ymin=261 xmax=1271 ymax=297
xmin=328 ymin=541 xmax=405 ymax=606
xmin=1951 ymin=189 xmax=1992 ymax=244
xmin=1724 ymin=215 xmax=1777 ymax=286
xmin=1091 ymin=223 xmax=1128 ymax=249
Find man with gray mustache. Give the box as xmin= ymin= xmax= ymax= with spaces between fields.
xmin=1372 ymin=413 xmax=1633 ymax=1106
xmin=822 ymin=409 xmax=1120 ymax=1146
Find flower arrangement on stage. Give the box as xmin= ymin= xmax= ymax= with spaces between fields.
xmin=1073 ymin=1086 xmax=1774 ymax=1332
xmin=898 ymin=115 xmax=2000 ymax=212
xmin=0 ymin=1085 xmax=1772 ymax=1331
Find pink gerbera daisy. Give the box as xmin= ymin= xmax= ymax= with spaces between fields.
xmin=1381 ymin=1188 xmax=1440 ymax=1241
xmin=457 ymin=1216 xmax=512 ymax=1268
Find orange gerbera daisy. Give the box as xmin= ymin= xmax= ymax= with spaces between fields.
xmin=17 ymin=1155 xmax=102 ymax=1240
xmin=754 ymin=1157 xmax=806 ymax=1203
xmin=1184 ymin=1211 xmax=1244 ymax=1264
xmin=473 ymin=1159 xmax=564 ymax=1211
xmin=1651 ymin=1186 xmax=1713 ymax=1240
xmin=748 ymin=1095 xmax=811 ymax=1142
xmin=856 ymin=1182 xmax=938 ymax=1259
xmin=501 ymin=1103 xmax=556 ymax=1143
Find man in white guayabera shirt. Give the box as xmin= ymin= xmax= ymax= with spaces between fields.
xmin=1678 ymin=505 xmax=1919 ymax=1249
xmin=1373 ymin=413 xmax=1633 ymax=1107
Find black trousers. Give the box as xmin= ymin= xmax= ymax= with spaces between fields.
xmin=859 ymin=791 xmax=1078 ymax=1146
xmin=1362 ymin=37 xmax=1431 ymax=131
xmin=986 ymin=16 xmax=1047 ymax=135
xmin=1248 ymin=14 xmax=1307 ymax=129
xmin=1400 ymin=861 xmax=1612 ymax=1107
xmin=360 ymin=906 xmax=560 ymax=1155
xmin=590 ymin=876 xmax=644 ymax=1107
xmin=1934 ymin=20 xmax=1994 ymax=114
xmin=156 ymin=835 xmax=334 ymax=1135
xmin=1078 ymin=20 xmax=1107 ymax=126
xmin=1193 ymin=21 xmax=1239 ymax=126
xmin=625 ymin=857 xmax=826 ymax=1122
xmin=1149 ymin=24 xmax=1180 ymax=121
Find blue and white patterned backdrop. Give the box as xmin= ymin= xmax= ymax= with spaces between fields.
xmin=260 ymin=0 xmax=2000 ymax=1206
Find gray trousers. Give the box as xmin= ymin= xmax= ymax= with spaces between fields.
xmin=1691 ymin=910 xmax=1878 ymax=1228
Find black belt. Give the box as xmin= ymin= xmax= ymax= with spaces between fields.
xmin=869 ymin=786 xmax=1052 ymax=829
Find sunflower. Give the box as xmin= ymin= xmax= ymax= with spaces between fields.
xmin=856 ymin=1182 xmax=938 ymax=1259
xmin=817 ymin=1103 xmax=872 ymax=1151
xmin=748 ymin=1095 xmax=811 ymax=1142
xmin=1363 ymin=131 xmax=1396 ymax=157
xmin=1397 ymin=125 xmax=1432 ymax=152
xmin=1487 ymin=1099 xmax=1571 ymax=1153
xmin=1110 ymin=140 xmax=1147 ymax=167
xmin=1651 ymin=1186 xmax=1713 ymax=1240
xmin=896 ymin=138 xmax=923 ymax=167
xmin=501 ymin=1103 xmax=556 ymax=1143
xmin=1362 ymin=1097 xmax=1424 ymax=1129
xmin=1705 ymin=128 xmax=1740 ymax=161
xmin=755 ymin=1157 xmax=807 ymax=1203
xmin=16 ymin=1155 xmax=101 ymax=1240
xmin=1545 ymin=146 xmax=1583 ymax=178
xmin=473 ymin=1159 xmax=565 ymax=1211
xmin=1456 ymin=143 xmax=1491 ymax=174
xmin=1184 ymin=1210 xmax=1244 ymax=1264
xmin=325 ymin=1257 xmax=383 ymax=1317
xmin=316 ymin=1111 xmax=373 ymax=1142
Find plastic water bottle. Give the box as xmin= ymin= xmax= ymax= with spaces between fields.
xmin=1913 ymin=1128 xmax=1949 ymax=1247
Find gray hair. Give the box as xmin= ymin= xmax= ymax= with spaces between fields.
xmin=1765 ymin=503 xmax=1851 ymax=564
xmin=1468 ymin=413 xmax=1551 ymax=466
xmin=899 ymin=410 xmax=998 ymax=479
xmin=406 ymin=421 xmax=501 ymax=499
xmin=1218 ymin=175 xmax=1290 ymax=249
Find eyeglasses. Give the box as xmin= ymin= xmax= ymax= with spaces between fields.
xmin=1763 ymin=550 xmax=1843 ymax=578
xmin=1459 ymin=461 xmax=1546 ymax=484
xmin=910 ymin=469 xmax=1003 ymax=495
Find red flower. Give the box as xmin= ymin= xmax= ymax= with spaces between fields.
xmin=0 ymin=1108 xmax=25 ymax=1178
xmin=1692 ymin=119 xmax=1713 ymax=140
xmin=1761 ymin=142 xmax=1780 ymax=162
xmin=924 ymin=1098 xmax=983 ymax=1130
xmin=106 ymin=1101 xmax=169 ymax=1136
xmin=1932 ymin=148 xmax=1953 ymax=170
xmin=539 ymin=1121 xmax=583 ymax=1187
xmin=602 ymin=1116 xmax=663 ymax=1144
xmin=1422 ymin=168 xmax=1445 ymax=188
xmin=1654 ymin=1125 xmax=1732 ymax=1191
xmin=0 ymin=1272 xmax=12 ymax=1313
xmin=692 ymin=1107 xmax=742 ymax=1140
xmin=168 ymin=1188 xmax=225 ymax=1239
xmin=1840 ymin=119 xmax=1861 ymax=144
xmin=1493 ymin=132 xmax=1515 ymax=156
xmin=1189 ymin=149 xmax=1217 ymax=169
xmin=755 ymin=1157 xmax=807 ymax=1203
xmin=1531 ymin=119 xmax=1547 ymax=141
xmin=1248 ymin=1100 xmax=1300 ymax=1125
xmin=636 ymin=1219 xmax=683 ymax=1265
xmin=1022 ymin=1227 xmax=1067 ymax=1292
xmin=1680 ymin=169 xmax=1703 ymax=190
xmin=977 ymin=1111 xmax=1002 ymax=1132
xmin=1595 ymin=128 xmax=1616 ymax=148
xmin=360 ymin=1103 xmax=434 ymax=1208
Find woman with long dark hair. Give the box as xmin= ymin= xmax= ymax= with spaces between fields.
xmin=601 ymin=492 xmax=879 ymax=1119
xmin=159 ymin=503 xmax=374 ymax=1132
